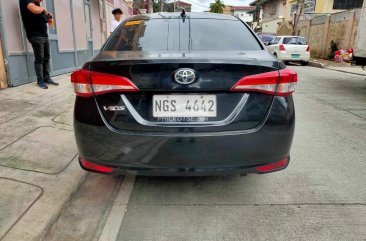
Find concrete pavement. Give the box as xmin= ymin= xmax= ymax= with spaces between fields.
xmin=116 ymin=66 xmax=366 ymax=241
xmin=309 ymin=58 xmax=366 ymax=76
xmin=1 ymin=66 xmax=366 ymax=241
xmin=0 ymin=75 xmax=86 ymax=241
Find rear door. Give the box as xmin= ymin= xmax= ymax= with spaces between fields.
xmin=88 ymin=16 xmax=281 ymax=133
xmin=267 ymin=37 xmax=281 ymax=54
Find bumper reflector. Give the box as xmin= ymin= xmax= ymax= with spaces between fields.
xmin=80 ymin=159 xmax=113 ymax=173
xmin=255 ymin=157 xmax=289 ymax=173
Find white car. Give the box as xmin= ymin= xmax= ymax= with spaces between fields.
xmin=266 ymin=36 xmax=310 ymax=66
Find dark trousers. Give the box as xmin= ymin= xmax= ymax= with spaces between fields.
xmin=28 ymin=37 xmax=50 ymax=82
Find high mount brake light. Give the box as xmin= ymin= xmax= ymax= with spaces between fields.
xmin=231 ymin=69 xmax=298 ymax=96
xmin=71 ymin=69 xmax=138 ymax=97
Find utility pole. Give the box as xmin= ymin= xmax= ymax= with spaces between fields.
xmin=293 ymin=0 xmax=305 ymax=35
xmin=174 ymin=0 xmax=176 ymax=12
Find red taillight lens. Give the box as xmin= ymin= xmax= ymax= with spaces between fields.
xmin=80 ymin=159 xmax=113 ymax=173
xmin=71 ymin=69 xmax=138 ymax=97
xmin=255 ymin=157 xmax=289 ymax=173
xmin=306 ymin=46 xmax=310 ymax=52
xmin=231 ymin=68 xmax=297 ymax=96
xmin=279 ymin=44 xmax=286 ymax=51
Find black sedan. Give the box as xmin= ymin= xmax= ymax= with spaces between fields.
xmin=71 ymin=12 xmax=297 ymax=176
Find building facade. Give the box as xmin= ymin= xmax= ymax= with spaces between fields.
xmin=315 ymin=0 xmax=364 ymax=13
xmin=233 ymin=6 xmax=256 ymax=24
xmin=250 ymin=0 xmax=287 ymax=34
xmin=175 ymin=1 xmax=192 ymax=12
xmin=0 ymin=0 xmax=133 ymax=88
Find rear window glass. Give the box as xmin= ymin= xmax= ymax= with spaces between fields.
xmin=104 ymin=18 xmax=262 ymax=52
xmin=258 ymin=34 xmax=275 ymax=43
xmin=283 ymin=37 xmax=307 ymax=45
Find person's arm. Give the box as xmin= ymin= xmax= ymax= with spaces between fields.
xmin=27 ymin=2 xmax=46 ymax=14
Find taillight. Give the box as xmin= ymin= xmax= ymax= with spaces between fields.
xmin=80 ymin=159 xmax=113 ymax=173
xmin=71 ymin=69 xmax=138 ymax=97
xmin=279 ymin=44 xmax=286 ymax=51
xmin=231 ymin=68 xmax=297 ymax=96
xmin=306 ymin=46 xmax=310 ymax=52
xmin=256 ymin=157 xmax=289 ymax=173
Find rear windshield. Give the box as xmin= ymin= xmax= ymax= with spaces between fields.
xmin=104 ymin=18 xmax=262 ymax=52
xmin=258 ymin=34 xmax=275 ymax=43
xmin=283 ymin=37 xmax=307 ymax=45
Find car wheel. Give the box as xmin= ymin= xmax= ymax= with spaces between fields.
xmin=301 ymin=61 xmax=309 ymax=66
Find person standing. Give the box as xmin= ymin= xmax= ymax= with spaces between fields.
xmin=110 ymin=8 xmax=123 ymax=34
xmin=19 ymin=0 xmax=58 ymax=89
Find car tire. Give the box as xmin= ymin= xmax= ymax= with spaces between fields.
xmin=301 ymin=61 xmax=309 ymax=66
xmin=284 ymin=61 xmax=289 ymax=65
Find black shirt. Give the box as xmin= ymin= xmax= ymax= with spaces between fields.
xmin=19 ymin=0 xmax=48 ymax=39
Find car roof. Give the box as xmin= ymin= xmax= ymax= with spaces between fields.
xmin=276 ymin=36 xmax=305 ymax=38
xmin=126 ymin=12 xmax=239 ymax=21
xmin=257 ymin=32 xmax=276 ymax=35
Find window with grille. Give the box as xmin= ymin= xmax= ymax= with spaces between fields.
xmin=333 ymin=0 xmax=364 ymax=9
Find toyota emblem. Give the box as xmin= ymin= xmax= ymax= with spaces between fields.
xmin=174 ymin=68 xmax=196 ymax=85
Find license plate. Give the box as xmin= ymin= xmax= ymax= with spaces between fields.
xmin=153 ymin=95 xmax=217 ymax=118
xmin=291 ymin=54 xmax=300 ymax=58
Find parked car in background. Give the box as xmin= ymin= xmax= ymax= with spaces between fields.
xmin=257 ymin=32 xmax=276 ymax=46
xmin=71 ymin=13 xmax=297 ymax=176
xmin=266 ymin=36 xmax=310 ymax=66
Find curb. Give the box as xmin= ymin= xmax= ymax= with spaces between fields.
xmin=326 ymin=68 xmax=366 ymax=77
xmin=309 ymin=61 xmax=366 ymax=77
xmin=308 ymin=61 xmax=325 ymax=68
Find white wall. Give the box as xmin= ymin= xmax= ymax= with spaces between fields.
xmin=54 ymin=0 xmax=74 ymax=51
xmin=261 ymin=18 xmax=281 ymax=33
xmin=234 ymin=11 xmax=253 ymax=23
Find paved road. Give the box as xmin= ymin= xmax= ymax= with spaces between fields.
xmin=2 ymin=66 xmax=366 ymax=241
xmin=114 ymin=66 xmax=366 ymax=241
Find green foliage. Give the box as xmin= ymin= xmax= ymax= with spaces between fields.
xmin=328 ymin=40 xmax=338 ymax=60
xmin=209 ymin=0 xmax=225 ymax=13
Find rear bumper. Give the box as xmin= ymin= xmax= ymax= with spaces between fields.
xmin=277 ymin=52 xmax=310 ymax=62
xmin=74 ymin=96 xmax=295 ymax=176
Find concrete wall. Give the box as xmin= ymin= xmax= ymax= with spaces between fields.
xmin=262 ymin=18 xmax=282 ymax=34
xmin=262 ymin=0 xmax=286 ymax=21
xmin=296 ymin=9 xmax=361 ymax=58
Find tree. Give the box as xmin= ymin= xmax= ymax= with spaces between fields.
xmin=209 ymin=0 xmax=225 ymax=13
xmin=290 ymin=0 xmax=305 ymax=35
xmin=133 ymin=0 xmax=144 ymax=14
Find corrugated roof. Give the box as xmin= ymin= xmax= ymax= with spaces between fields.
xmin=249 ymin=0 xmax=272 ymax=6
xmin=232 ymin=6 xmax=256 ymax=11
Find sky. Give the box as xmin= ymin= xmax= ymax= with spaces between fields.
xmin=175 ymin=0 xmax=253 ymax=12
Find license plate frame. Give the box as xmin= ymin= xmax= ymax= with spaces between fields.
xmin=291 ymin=54 xmax=300 ymax=58
xmin=153 ymin=95 xmax=217 ymax=118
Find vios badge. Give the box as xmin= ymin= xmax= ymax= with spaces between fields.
xmin=174 ymin=68 xmax=196 ymax=85
xmin=103 ymin=106 xmax=126 ymax=111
